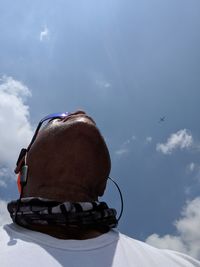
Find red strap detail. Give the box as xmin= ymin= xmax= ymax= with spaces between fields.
xmin=17 ymin=174 xmax=21 ymax=193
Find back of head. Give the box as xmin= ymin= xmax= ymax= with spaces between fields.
xmin=23 ymin=112 xmax=111 ymax=202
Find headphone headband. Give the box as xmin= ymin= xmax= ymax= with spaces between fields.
xmin=15 ymin=112 xmax=70 ymax=174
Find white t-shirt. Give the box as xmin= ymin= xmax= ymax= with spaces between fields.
xmin=1 ymin=223 xmax=200 ymax=267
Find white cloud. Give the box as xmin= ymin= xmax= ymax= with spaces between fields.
xmin=131 ymin=135 xmax=136 ymax=141
xmin=115 ymin=135 xmax=136 ymax=157
xmin=146 ymin=197 xmax=200 ymax=260
xmin=123 ymin=135 xmax=136 ymax=146
xmin=0 ymin=76 xmax=33 ymax=180
xmin=115 ymin=148 xmax=129 ymax=156
xmin=95 ymin=79 xmax=112 ymax=89
xmin=0 ymin=167 xmax=12 ymax=188
xmin=0 ymin=180 xmax=7 ymax=188
xmin=156 ymin=129 xmax=193 ymax=154
xmin=40 ymin=25 xmax=49 ymax=41
xmin=146 ymin=136 xmax=152 ymax=143
xmin=0 ymin=200 xmax=11 ymax=226
xmin=104 ymin=82 xmax=111 ymax=88
xmin=189 ymin=162 xmax=195 ymax=172
xmin=90 ymin=71 xmax=112 ymax=92
xmin=186 ymin=162 xmax=200 ymax=183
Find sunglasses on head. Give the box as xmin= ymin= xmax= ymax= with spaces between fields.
xmin=15 ymin=112 xmax=70 ymax=175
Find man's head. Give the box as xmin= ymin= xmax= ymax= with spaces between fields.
xmin=22 ymin=111 xmax=111 ymax=202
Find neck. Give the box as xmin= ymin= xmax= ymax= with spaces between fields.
xmin=25 ymin=225 xmax=108 ymax=240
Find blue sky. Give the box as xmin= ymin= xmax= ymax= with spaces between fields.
xmin=0 ymin=0 xmax=200 ymax=259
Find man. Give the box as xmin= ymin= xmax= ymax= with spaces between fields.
xmin=1 ymin=110 xmax=200 ymax=266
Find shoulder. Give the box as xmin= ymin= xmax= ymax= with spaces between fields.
xmin=117 ymin=232 xmax=200 ymax=266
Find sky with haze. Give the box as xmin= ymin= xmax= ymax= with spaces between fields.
xmin=0 ymin=0 xmax=200 ymax=260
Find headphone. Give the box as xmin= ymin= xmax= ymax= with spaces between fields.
xmin=108 ymin=177 xmax=124 ymax=222
xmin=16 ymin=148 xmax=28 ymax=194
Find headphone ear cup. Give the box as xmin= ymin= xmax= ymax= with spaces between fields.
xmin=16 ymin=165 xmax=28 ymax=194
xmin=17 ymin=173 xmax=21 ymax=193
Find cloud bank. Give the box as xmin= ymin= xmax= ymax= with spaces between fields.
xmin=146 ymin=197 xmax=200 ymax=260
xmin=156 ymin=129 xmax=193 ymax=154
xmin=0 ymin=76 xmax=33 ymax=185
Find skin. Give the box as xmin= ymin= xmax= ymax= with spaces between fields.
xmin=21 ymin=111 xmax=111 ymax=239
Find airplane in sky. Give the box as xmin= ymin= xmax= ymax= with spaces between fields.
xmin=159 ymin=116 xmax=166 ymax=123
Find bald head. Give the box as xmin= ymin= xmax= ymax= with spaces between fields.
xmin=23 ymin=112 xmax=111 ymax=202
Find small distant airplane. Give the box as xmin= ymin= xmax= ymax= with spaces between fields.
xmin=159 ymin=116 xmax=166 ymax=123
